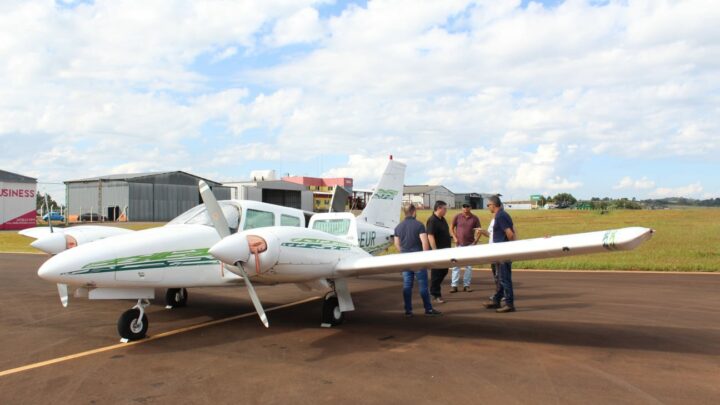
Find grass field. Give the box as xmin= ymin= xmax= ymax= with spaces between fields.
xmin=403 ymin=208 xmax=720 ymax=272
xmin=3 ymin=209 xmax=719 ymax=271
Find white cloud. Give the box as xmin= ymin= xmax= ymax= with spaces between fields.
xmin=650 ymin=182 xmax=704 ymax=198
xmin=613 ymin=176 xmax=656 ymax=190
xmin=1 ymin=0 xmax=718 ymax=201
xmin=324 ymin=155 xmax=399 ymax=188
xmin=267 ymin=7 xmax=325 ymax=47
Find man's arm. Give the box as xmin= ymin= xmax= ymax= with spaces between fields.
xmin=394 ymin=236 xmax=401 ymax=252
xmin=420 ymin=233 xmax=430 ymax=251
xmin=504 ymin=227 xmax=516 ymax=241
xmin=472 ymin=217 xmax=481 ymax=244
xmin=427 ymin=234 xmax=438 ymax=250
xmin=450 ymin=216 xmax=458 ymax=243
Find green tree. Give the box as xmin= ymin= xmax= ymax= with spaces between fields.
xmin=36 ymin=192 xmax=61 ymax=213
xmin=552 ymin=193 xmax=577 ymax=207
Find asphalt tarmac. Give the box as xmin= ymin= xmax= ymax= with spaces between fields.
xmin=0 ymin=253 xmax=718 ymax=404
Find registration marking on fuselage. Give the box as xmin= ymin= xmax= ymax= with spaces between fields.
xmin=0 ymin=295 xmax=321 ymax=378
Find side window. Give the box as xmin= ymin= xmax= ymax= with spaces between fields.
xmin=312 ymin=219 xmax=351 ymax=236
xmin=281 ymin=214 xmax=301 ymax=227
xmin=244 ymin=209 xmax=275 ymax=230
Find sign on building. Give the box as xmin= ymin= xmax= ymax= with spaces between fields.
xmin=0 ymin=170 xmax=37 ymax=230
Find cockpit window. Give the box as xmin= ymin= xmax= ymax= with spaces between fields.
xmin=312 ymin=219 xmax=351 ymax=236
xmin=167 ymin=202 xmax=241 ymax=232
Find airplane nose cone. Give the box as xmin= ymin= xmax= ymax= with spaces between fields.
xmin=31 ymin=233 xmax=67 ymax=255
xmin=209 ymin=234 xmax=250 ymax=265
xmin=38 ymin=255 xmax=64 ymax=282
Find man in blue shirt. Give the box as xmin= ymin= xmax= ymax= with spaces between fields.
xmin=482 ymin=195 xmax=517 ymax=313
xmin=394 ymin=204 xmax=441 ymax=317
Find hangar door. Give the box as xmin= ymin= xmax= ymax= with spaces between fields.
xmin=262 ymin=189 xmax=301 ymax=209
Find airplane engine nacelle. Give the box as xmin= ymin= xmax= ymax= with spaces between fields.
xmin=252 ymin=227 xmax=369 ymax=282
xmin=243 ymin=233 xmax=280 ymax=276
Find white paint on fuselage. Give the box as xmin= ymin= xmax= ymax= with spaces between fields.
xmin=37 ymin=200 xmax=395 ymax=292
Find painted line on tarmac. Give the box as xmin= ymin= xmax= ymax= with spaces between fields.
xmin=0 ymin=295 xmax=321 ymax=379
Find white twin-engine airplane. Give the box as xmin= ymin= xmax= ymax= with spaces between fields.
xmin=35 ymin=158 xmax=654 ymax=341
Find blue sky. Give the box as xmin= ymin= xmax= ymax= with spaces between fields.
xmin=2 ymin=0 xmax=718 ymax=202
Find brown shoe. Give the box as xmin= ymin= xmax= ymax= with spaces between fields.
xmin=496 ymin=305 xmax=516 ymax=313
xmin=463 ymin=286 xmax=473 ymax=292
xmin=482 ymin=300 xmax=500 ymax=309
xmin=450 ymin=287 xmax=459 ymax=293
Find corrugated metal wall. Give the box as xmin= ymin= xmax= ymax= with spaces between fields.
xmin=68 ymin=172 xmax=233 ymax=222
xmin=67 ymin=181 xmax=129 ymax=217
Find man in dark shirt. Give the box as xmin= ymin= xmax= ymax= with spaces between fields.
xmin=482 ymin=195 xmax=517 ymax=313
xmin=394 ymin=204 xmax=441 ymax=317
xmin=426 ymin=200 xmax=451 ymax=303
xmin=450 ymin=203 xmax=481 ymax=292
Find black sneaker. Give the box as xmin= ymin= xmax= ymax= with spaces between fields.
xmin=425 ymin=309 xmax=442 ymax=316
xmin=463 ymin=286 xmax=473 ymax=292
xmin=405 ymin=312 xmax=414 ymax=318
xmin=450 ymin=287 xmax=459 ymax=293
xmin=496 ymin=305 xmax=516 ymax=313
xmin=482 ymin=300 xmax=500 ymax=309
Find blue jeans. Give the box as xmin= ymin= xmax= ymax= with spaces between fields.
xmin=402 ymin=269 xmax=433 ymax=314
xmin=451 ymin=265 xmax=472 ymax=287
xmin=451 ymin=245 xmax=473 ymax=287
xmin=491 ymin=262 xmax=514 ymax=307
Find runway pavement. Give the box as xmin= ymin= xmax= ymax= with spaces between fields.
xmin=0 ymin=253 xmax=718 ymax=404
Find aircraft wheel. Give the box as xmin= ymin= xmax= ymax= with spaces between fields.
xmin=322 ymin=295 xmax=344 ymax=326
xmin=165 ymin=288 xmax=188 ymax=308
xmin=117 ymin=308 xmax=148 ymax=341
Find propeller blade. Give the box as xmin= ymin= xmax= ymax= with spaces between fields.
xmin=234 ymin=264 xmax=269 ymax=328
xmin=44 ymin=194 xmax=54 ymax=234
xmin=198 ymin=180 xmax=230 ymax=239
xmin=57 ymin=283 xmax=68 ymax=307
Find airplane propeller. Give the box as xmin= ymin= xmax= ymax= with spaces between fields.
xmin=198 ymin=181 xmax=269 ymax=328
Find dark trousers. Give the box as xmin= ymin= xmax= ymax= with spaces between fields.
xmin=491 ymin=262 xmax=514 ymax=306
xmin=430 ymin=268 xmax=448 ymax=298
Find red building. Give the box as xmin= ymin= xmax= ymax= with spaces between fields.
xmin=282 ymin=176 xmax=353 ymax=211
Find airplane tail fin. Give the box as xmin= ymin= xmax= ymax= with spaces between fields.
xmin=358 ymin=157 xmax=406 ymax=229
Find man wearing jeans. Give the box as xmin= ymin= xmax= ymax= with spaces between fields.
xmin=450 ymin=203 xmax=481 ymax=293
xmin=393 ymin=204 xmax=441 ymax=317
xmin=482 ymin=195 xmax=517 ymax=313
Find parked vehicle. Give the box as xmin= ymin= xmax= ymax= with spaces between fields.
xmin=42 ymin=212 xmax=65 ymax=222
xmin=79 ymin=213 xmax=106 ymax=222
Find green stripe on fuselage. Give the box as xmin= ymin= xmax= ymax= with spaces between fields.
xmin=61 ymin=248 xmax=219 ymax=276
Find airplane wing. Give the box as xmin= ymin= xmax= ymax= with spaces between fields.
xmin=334 ymin=227 xmax=653 ymax=277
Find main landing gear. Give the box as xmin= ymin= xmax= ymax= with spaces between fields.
xmin=321 ymin=279 xmax=345 ymax=328
xmin=165 ymin=288 xmax=188 ymax=308
xmin=118 ymin=299 xmax=149 ymax=341
xmin=321 ymin=292 xmax=344 ymax=327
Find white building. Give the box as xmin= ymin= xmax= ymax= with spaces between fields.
xmin=403 ymin=185 xmax=456 ymax=209
xmin=0 ymin=170 xmax=37 ymax=230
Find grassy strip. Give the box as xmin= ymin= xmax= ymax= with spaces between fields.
xmin=0 ymin=222 xmax=162 ymax=254
xmin=403 ymin=208 xmax=720 ymax=272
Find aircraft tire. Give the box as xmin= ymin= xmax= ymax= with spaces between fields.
xmin=322 ymin=296 xmax=343 ymax=326
xmin=165 ymin=288 xmax=188 ymax=308
xmin=118 ymin=308 xmax=149 ymax=340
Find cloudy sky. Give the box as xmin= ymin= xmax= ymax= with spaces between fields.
xmin=1 ymin=0 xmax=718 ymax=202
